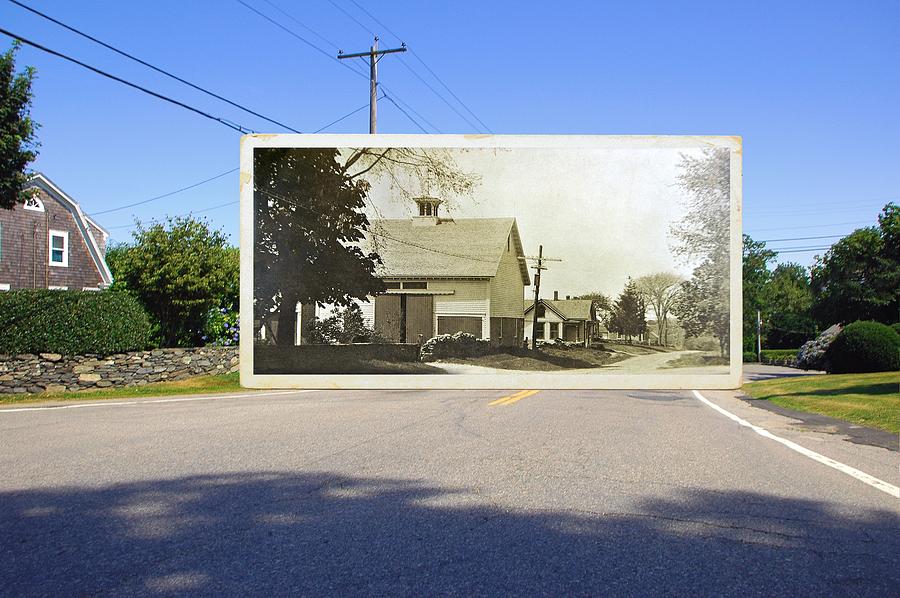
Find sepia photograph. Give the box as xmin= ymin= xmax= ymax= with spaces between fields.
xmin=241 ymin=135 xmax=742 ymax=388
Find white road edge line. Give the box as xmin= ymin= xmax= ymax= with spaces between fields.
xmin=0 ymin=390 xmax=312 ymax=413
xmin=692 ymin=390 xmax=899 ymax=499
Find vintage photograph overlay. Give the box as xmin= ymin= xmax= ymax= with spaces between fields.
xmin=243 ymin=136 xmax=741 ymax=387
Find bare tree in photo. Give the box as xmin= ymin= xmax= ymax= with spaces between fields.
xmin=634 ymin=272 xmax=683 ymax=345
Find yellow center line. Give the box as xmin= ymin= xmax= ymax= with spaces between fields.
xmin=488 ymin=389 xmax=541 ymax=406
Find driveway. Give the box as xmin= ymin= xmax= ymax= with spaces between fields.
xmin=1 ymin=388 xmax=896 ymax=595
xmin=433 ymin=350 xmax=727 ymax=375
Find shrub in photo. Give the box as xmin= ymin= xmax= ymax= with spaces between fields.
xmin=825 ymin=320 xmax=900 ymax=374
xmin=420 ymin=332 xmax=492 ymax=361
xmin=0 ymin=289 xmax=151 ymax=355
xmin=796 ymin=324 xmax=842 ymax=371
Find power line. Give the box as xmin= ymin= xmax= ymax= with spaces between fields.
xmin=746 ymin=219 xmax=872 ymax=233
xmin=236 ymin=0 xmax=369 ymax=80
xmin=105 ymin=200 xmax=240 ymax=230
xmin=238 ymin=0 xmax=430 ymax=132
xmin=0 ymin=27 xmax=254 ymax=133
xmin=344 ymin=0 xmax=492 ymax=132
xmin=256 ymin=187 xmax=499 ymax=263
xmin=773 ymin=246 xmax=832 ymax=254
xmin=313 ymin=96 xmax=378 ymax=132
xmin=91 ymin=168 xmax=238 ymax=216
xmin=382 ymin=93 xmax=427 ymax=133
xmin=8 ymin=0 xmax=300 ymax=133
xmin=96 ymin=99 xmax=373 ymax=226
xmin=759 ymin=233 xmax=845 ymax=243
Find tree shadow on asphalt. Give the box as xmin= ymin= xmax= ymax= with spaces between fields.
xmin=2 ymin=472 xmax=897 ymax=595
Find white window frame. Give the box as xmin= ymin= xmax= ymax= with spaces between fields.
xmin=82 ymin=287 xmax=101 ymax=292
xmin=24 ymin=195 xmax=45 ymax=212
xmin=48 ymin=285 xmax=68 ymax=291
xmin=49 ymin=230 xmax=69 ymax=267
xmin=0 ymin=283 xmax=10 ymax=291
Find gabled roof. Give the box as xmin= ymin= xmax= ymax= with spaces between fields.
xmin=524 ymin=299 xmax=595 ymax=321
xmin=368 ymin=217 xmax=530 ymax=283
xmin=26 ymin=173 xmax=113 ymax=286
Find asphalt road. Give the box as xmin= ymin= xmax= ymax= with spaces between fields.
xmin=1 ymin=388 xmax=897 ymax=596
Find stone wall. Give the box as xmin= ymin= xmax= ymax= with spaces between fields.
xmin=0 ymin=347 xmax=239 ymax=394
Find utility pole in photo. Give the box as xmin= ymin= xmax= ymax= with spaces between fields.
xmin=757 ymin=309 xmax=762 ymax=362
xmin=520 ymin=245 xmax=562 ymax=350
xmin=338 ymin=36 xmax=406 ymax=133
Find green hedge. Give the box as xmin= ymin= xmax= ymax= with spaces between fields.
xmin=743 ymin=351 xmax=758 ymax=363
xmin=759 ymin=349 xmax=799 ymax=366
xmin=0 ymin=289 xmax=151 ymax=355
xmin=892 ymin=322 xmax=900 ymax=335
xmin=826 ymin=321 xmax=900 ymax=374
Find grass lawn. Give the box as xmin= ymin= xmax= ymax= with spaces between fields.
xmin=742 ymin=371 xmax=900 ymax=433
xmin=440 ymin=345 xmax=633 ymax=371
xmin=0 ymin=372 xmax=243 ymax=406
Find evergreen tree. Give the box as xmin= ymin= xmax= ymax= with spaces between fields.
xmin=0 ymin=43 xmax=39 ymax=210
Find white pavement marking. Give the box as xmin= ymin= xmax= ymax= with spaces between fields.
xmin=692 ymin=390 xmax=899 ymax=499
xmin=0 ymin=390 xmax=311 ymax=413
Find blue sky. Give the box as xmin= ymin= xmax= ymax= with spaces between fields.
xmin=3 ymin=0 xmax=898 ymax=267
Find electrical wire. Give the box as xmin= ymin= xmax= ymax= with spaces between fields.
xmin=0 ymin=26 xmax=254 ymax=133
xmin=7 ymin=0 xmax=300 ymax=133
xmin=382 ymin=93 xmax=427 ymax=133
xmin=344 ymin=0 xmax=492 ymax=132
xmin=91 ymin=168 xmax=238 ymax=216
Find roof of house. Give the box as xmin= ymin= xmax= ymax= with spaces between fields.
xmin=25 ymin=173 xmax=113 ymax=286
xmin=368 ymin=217 xmax=530 ymax=283
xmin=524 ymin=298 xmax=595 ymax=321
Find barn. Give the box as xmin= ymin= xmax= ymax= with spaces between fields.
xmin=356 ymin=198 xmax=531 ymax=347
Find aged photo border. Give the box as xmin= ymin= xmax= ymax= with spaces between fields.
xmin=239 ymin=134 xmax=742 ymax=389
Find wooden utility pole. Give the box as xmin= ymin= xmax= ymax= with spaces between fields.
xmin=338 ymin=37 xmax=406 ymax=133
xmin=520 ymin=245 xmax=562 ymax=349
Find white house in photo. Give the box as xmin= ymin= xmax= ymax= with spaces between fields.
xmin=349 ymin=197 xmax=531 ymax=346
xmin=523 ymin=293 xmax=597 ymax=347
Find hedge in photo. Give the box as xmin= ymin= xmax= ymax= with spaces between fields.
xmin=0 ymin=289 xmax=151 ymax=355
xmin=825 ymin=320 xmax=900 ymax=374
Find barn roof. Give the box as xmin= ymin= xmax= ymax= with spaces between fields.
xmin=524 ymin=299 xmax=595 ymax=321
xmin=368 ymin=217 xmax=530 ymax=283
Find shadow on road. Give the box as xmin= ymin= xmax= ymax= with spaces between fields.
xmin=2 ymin=472 xmax=897 ymax=594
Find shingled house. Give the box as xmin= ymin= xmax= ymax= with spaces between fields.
xmin=0 ymin=173 xmax=112 ymax=292
xmin=523 ymin=293 xmax=598 ymax=347
xmin=352 ymin=198 xmax=531 ymax=347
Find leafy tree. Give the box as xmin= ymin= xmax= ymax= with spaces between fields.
xmin=609 ymin=278 xmax=646 ymax=340
xmin=573 ymin=291 xmax=614 ymax=329
xmin=810 ymin=203 xmax=899 ymax=326
xmin=634 ymin=272 xmax=682 ymax=345
xmin=670 ymin=148 xmax=732 ymax=355
xmin=108 ymin=217 xmax=237 ymax=347
xmin=1 ymin=43 xmax=39 ymax=210
xmin=254 ymin=146 xmax=479 ymax=346
xmin=742 ymin=235 xmax=776 ymax=352
xmin=675 ymin=259 xmax=730 ymax=356
xmin=254 ymin=148 xmax=386 ymax=346
xmin=306 ymin=304 xmax=378 ymax=345
xmin=764 ymin=262 xmax=816 ymax=349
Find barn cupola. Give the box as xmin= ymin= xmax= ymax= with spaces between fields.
xmin=413 ymin=197 xmax=442 ymax=226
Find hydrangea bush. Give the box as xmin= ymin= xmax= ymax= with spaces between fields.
xmin=796 ymin=324 xmax=841 ymax=371
xmin=420 ymin=332 xmax=492 ymax=361
xmin=204 ymin=307 xmax=240 ymax=347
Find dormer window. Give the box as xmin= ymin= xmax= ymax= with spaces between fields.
xmin=24 ymin=194 xmax=44 ymax=212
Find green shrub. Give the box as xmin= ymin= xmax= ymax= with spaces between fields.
xmin=892 ymin=322 xmax=900 ymax=335
xmin=0 ymin=289 xmax=151 ymax=355
xmin=760 ymin=349 xmax=799 ymax=367
xmin=743 ymin=351 xmax=758 ymax=363
xmin=825 ymin=320 xmax=900 ymax=374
